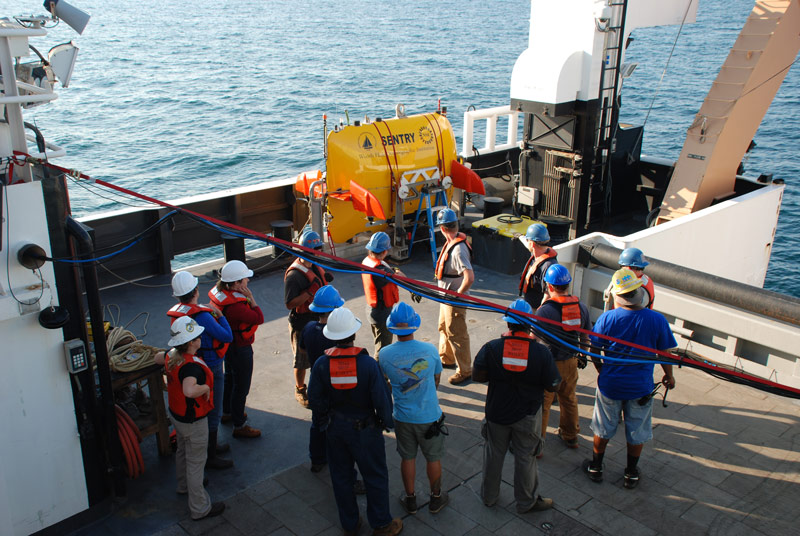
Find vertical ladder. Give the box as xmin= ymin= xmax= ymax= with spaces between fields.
xmin=409 ymin=187 xmax=448 ymax=268
xmin=587 ymin=0 xmax=629 ymax=227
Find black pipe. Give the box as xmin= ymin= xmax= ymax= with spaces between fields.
xmin=67 ymin=217 xmax=126 ymax=497
xmin=579 ymin=242 xmax=800 ymax=326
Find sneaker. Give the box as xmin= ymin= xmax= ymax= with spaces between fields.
xmin=194 ymin=501 xmax=225 ymax=520
xmin=582 ymin=459 xmax=603 ymax=483
xmin=372 ymin=518 xmax=403 ymax=536
xmin=295 ymin=385 xmax=310 ymax=408
xmin=399 ymin=492 xmax=417 ymax=514
xmin=518 ymin=496 xmax=553 ymax=513
xmin=557 ymin=428 xmax=579 ymax=449
xmin=343 ymin=517 xmax=362 ymax=536
xmin=428 ymin=490 xmax=449 ymax=514
xmin=448 ymin=371 xmax=471 ymax=385
xmin=623 ymin=467 xmax=640 ymax=489
xmin=441 ymin=361 xmax=456 ymax=370
xmin=310 ymin=462 xmax=327 ymax=473
xmin=353 ymin=479 xmax=367 ymax=495
xmin=233 ymin=425 xmax=261 ymax=439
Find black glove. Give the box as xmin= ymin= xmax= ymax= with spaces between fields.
xmin=411 ymin=293 xmax=423 ymax=303
xmin=577 ymin=355 xmax=588 ymax=369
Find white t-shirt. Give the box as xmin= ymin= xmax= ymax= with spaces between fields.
xmin=437 ymin=241 xmax=472 ymax=293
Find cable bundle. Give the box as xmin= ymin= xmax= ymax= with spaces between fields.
xmin=115 ymin=404 xmax=144 ymax=478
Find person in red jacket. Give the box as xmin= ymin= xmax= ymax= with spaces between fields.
xmin=155 ymin=317 xmax=225 ymax=520
xmin=361 ymin=231 xmax=402 ymax=357
xmin=209 ymin=260 xmax=264 ymax=439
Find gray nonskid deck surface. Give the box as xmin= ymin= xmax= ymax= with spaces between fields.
xmin=82 ymin=257 xmax=800 ymax=536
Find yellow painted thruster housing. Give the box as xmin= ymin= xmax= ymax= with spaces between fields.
xmin=325 ymin=112 xmax=457 ymax=243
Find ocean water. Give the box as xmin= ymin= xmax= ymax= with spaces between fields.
xmin=13 ymin=0 xmax=798 ymax=296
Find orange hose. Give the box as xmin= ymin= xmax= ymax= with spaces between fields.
xmin=116 ymin=408 xmax=145 ymax=478
xmin=115 ymin=404 xmax=142 ymax=443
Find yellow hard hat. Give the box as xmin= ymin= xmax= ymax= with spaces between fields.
xmin=611 ymin=268 xmax=643 ymax=295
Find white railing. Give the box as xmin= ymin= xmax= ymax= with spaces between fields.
xmin=461 ymin=105 xmax=521 ymax=158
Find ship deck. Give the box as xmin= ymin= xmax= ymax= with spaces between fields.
xmin=75 ymin=250 xmax=800 ymax=536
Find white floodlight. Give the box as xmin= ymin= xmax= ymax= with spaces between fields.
xmin=43 ymin=0 xmax=90 ymax=35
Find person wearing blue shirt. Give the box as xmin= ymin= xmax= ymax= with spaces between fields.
xmin=584 ymin=268 xmax=677 ymax=490
xmin=308 ymin=307 xmax=402 ymax=536
xmin=379 ymin=302 xmax=449 ymax=515
xmin=168 ymin=271 xmax=234 ymax=470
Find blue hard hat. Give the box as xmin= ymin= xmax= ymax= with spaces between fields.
xmin=436 ymin=208 xmax=458 ymax=225
xmin=525 ymin=223 xmax=550 ymax=243
xmin=544 ymin=264 xmax=572 ymax=286
xmin=366 ymin=231 xmax=391 ymax=253
xmin=309 ymin=285 xmax=345 ymax=313
xmin=386 ymin=302 xmax=421 ymax=335
xmin=502 ymin=298 xmax=534 ymax=323
xmin=618 ymin=247 xmax=649 ymax=268
xmin=300 ymin=230 xmax=323 ymax=249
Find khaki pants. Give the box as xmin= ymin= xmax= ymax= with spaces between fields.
xmin=174 ymin=417 xmax=212 ymax=519
xmin=541 ymin=358 xmax=580 ymax=441
xmin=438 ymin=304 xmax=471 ymax=374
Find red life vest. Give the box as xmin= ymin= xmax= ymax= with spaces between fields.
xmin=435 ymin=233 xmax=472 ymax=280
xmin=325 ymin=346 xmax=364 ymax=390
xmin=208 ymin=287 xmax=259 ymax=341
xmin=501 ymin=331 xmax=535 ymax=372
xmin=541 ymin=295 xmax=582 ymax=330
xmin=641 ymin=274 xmax=655 ymax=309
xmin=166 ymin=303 xmax=230 ymax=359
xmin=285 ymin=259 xmax=326 ymax=314
xmin=165 ymin=352 xmax=214 ymax=420
xmin=361 ymin=256 xmax=400 ymax=309
xmin=519 ymin=248 xmax=557 ymax=295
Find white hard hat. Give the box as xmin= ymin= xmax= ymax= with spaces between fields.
xmin=220 ymin=260 xmax=253 ymax=282
xmin=171 ymin=271 xmax=199 ymax=297
xmin=323 ymin=307 xmax=362 ymax=340
xmin=168 ymin=316 xmax=205 ymax=347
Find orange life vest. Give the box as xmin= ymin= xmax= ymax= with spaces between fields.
xmin=501 ymin=331 xmax=535 ymax=372
xmin=325 ymin=346 xmax=365 ymax=390
xmin=361 ymin=256 xmax=400 ymax=309
xmin=208 ymin=287 xmax=259 ymax=341
xmin=519 ymin=248 xmax=558 ymax=295
xmin=435 ymin=233 xmax=472 ymax=280
xmin=641 ymin=274 xmax=655 ymax=309
xmin=541 ymin=295 xmax=582 ymax=330
xmin=285 ymin=259 xmax=327 ymax=314
xmin=165 ymin=352 xmax=214 ymax=421
xmin=167 ymin=303 xmax=230 ymax=359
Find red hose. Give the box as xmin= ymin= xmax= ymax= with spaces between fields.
xmin=115 ymin=405 xmax=145 ymax=478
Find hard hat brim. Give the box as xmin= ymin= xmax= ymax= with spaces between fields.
xmin=168 ymin=324 xmax=205 ymax=347
xmin=323 ymin=317 xmax=362 ymax=340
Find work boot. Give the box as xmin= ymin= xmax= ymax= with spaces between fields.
xmin=399 ymin=492 xmax=417 ymax=514
xmin=518 ymin=496 xmax=553 ymax=513
xmin=295 ymin=385 xmax=310 ymax=408
xmin=206 ymin=431 xmax=233 ymax=470
xmin=233 ymin=424 xmax=261 ymax=439
xmin=428 ymin=490 xmax=449 ymax=514
xmin=557 ymin=428 xmax=579 ymax=449
xmin=372 ymin=518 xmax=403 ymax=536
xmin=448 ymin=371 xmax=471 ymax=385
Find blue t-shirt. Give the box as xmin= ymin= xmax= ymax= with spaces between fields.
xmin=379 ymin=339 xmax=443 ymax=424
xmin=591 ymin=307 xmax=677 ymax=400
xmin=193 ymin=311 xmax=233 ymax=369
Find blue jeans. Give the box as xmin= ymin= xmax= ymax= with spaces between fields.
xmin=222 ymin=345 xmax=253 ymax=428
xmin=326 ymin=419 xmax=391 ymax=531
xmin=206 ymin=361 xmax=224 ymax=435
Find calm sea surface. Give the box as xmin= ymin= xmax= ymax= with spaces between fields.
xmin=15 ymin=0 xmax=799 ymax=296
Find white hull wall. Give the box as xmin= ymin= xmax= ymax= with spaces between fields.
xmin=555 ymin=181 xmax=783 ymax=286
xmin=0 ymin=182 xmax=88 ymax=535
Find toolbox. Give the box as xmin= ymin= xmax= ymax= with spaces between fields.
xmin=470 ymin=214 xmax=543 ymax=275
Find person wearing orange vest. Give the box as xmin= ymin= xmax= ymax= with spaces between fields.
xmin=209 ymin=260 xmax=263 ymax=439
xmin=434 ymin=208 xmax=474 ymax=385
xmin=473 ymin=299 xmax=560 ymax=515
xmin=518 ymin=223 xmax=558 ymax=309
xmin=168 ymin=271 xmax=234 ymax=470
xmin=307 ymin=308 xmax=402 ymax=536
xmin=604 ymin=247 xmax=655 ymax=311
xmin=361 ymin=231 xmax=402 ymax=357
xmin=285 ymin=230 xmax=333 ymax=407
xmin=534 ymin=264 xmax=591 ymax=452
xmin=154 ymin=317 xmax=226 ymax=521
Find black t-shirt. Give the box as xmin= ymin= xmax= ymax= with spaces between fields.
xmin=523 ymin=257 xmax=558 ymax=308
xmin=473 ymin=334 xmax=560 ymax=425
xmin=300 ymin=321 xmax=337 ymax=368
xmin=178 ymin=362 xmax=206 ymax=385
xmin=535 ymin=300 xmax=592 ymax=361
